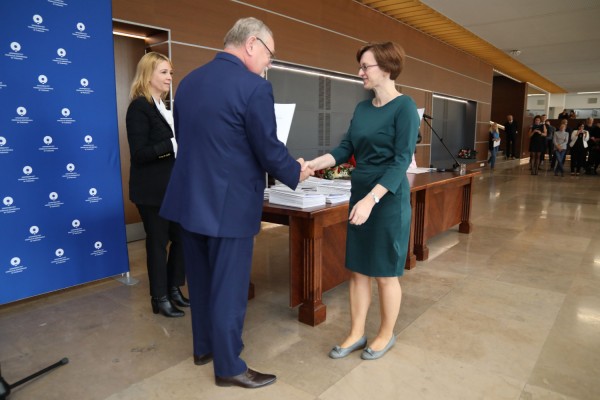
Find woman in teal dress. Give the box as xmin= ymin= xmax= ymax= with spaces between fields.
xmin=306 ymin=42 xmax=419 ymax=360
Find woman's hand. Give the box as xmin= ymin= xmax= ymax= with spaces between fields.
xmin=348 ymin=196 xmax=375 ymax=225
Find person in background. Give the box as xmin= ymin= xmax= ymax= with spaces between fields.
xmin=543 ymin=116 xmax=556 ymax=168
xmin=553 ymin=122 xmax=569 ymax=177
xmin=569 ymin=123 xmax=589 ymax=176
xmin=306 ymin=41 xmax=419 ymax=362
xmin=160 ymin=17 xmax=312 ymax=389
xmin=503 ymin=114 xmax=518 ymax=159
xmin=126 ymin=52 xmax=189 ymax=318
xmin=488 ymin=122 xmax=501 ymax=169
xmin=528 ymin=115 xmax=547 ymax=175
xmin=558 ymin=109 xmax=570 ymax=120
xmin=584 ymin=117 xmax=599 ymax=175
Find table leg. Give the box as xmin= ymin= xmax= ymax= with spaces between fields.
xmin=459 ymin=181 xmax=473 ymax=234
xmin=413 ymin=188 xmax=429 ymax=261
xmin=289 ymin=216 xmax=326 ymax=326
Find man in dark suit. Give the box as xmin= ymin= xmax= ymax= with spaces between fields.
xmin=503 ymin=114 xmax=518 ymax=159
xmin=160 ymin=17 xmax=311 ymax=389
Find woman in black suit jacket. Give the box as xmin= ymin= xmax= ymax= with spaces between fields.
xmin=126 ymin=52 xmax=188 ymax=317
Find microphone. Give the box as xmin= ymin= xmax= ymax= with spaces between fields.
xmin=422 ymin=113 xmax=433 ymax=120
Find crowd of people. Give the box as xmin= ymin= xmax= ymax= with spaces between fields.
xmin=492 ymin=114 xmax=600 ymax=176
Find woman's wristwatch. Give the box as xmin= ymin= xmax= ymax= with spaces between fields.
xmin=370 ymin=192 xmax=379 ymax=204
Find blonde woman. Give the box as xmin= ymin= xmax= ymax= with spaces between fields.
xmin=126 ymin=52 xmax=188 ymax=317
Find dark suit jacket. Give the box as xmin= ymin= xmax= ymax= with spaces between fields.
xmin=126 ymin=96 xmax=175 ymax=206
xmin=160 ymin=52 xmax=300 ymax=238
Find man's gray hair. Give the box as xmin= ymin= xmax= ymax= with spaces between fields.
xmin=224 ymin=17 xmax=272 ymax=47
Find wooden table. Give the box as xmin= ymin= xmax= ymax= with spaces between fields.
xmin=261 ymin=171 xmax=479 ymax=326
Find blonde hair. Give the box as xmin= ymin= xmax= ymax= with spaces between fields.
xmin=129 ymin=52 xmax=172 ymax=102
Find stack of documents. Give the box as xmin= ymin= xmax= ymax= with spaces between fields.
xmin=267 ymin=186 xmax=326 ymax=209
xmin=266 ymin=177 xmax=351 ymax=208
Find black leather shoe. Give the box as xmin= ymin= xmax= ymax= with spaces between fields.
xmin=215 ymin=368 xmax=276 ymax=389
xmin=193 ymin=353 xmax=213 ymax=365
xmin=169 ymin=287 xmax=190 ymax=307
xmin=151 ymin=296 xmax=184 ymax=317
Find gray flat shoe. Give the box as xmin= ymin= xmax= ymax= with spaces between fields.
xmin=328 ymin=336 xmax=367 ymax=359
xmin=361 ymin=335 xmax=396 ymax=360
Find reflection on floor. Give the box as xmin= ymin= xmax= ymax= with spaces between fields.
xmin=1 ymin=164 xmax=599 ymax=400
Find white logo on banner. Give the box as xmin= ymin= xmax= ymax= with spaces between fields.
xmin=69 ymin=219 xmax=85 ymax=235
xmin=39 ymin=135 xmax=57 ymax=152
xmin=1 ymin=196 xmax=20 ymax=214
xmin=6 ymin=257 xmax=27 ymax=275
xmin=53 ymin=48 xmax=71 ymax=65
xmin=26 ymin=225 xmax=46 ymax=243
xmin=12 ymin=106 xmax=33 ymax=124
xmin=0 ymin=136 xmax=13 ymax=155
xmin=62 ymin=163 xmax=80 ymax=179
xmin=86 ymin=187 xmax=102 ymax=204
xmin=25 ymin=225 xmax=46 ymax=243
xmin=76 ymin=78 xmax=93 ymax=95
xmin=51 ymin=248 xmax=70 ymax=265
xmin=29 ymin=14 xmax=49 ymax=33
xmin=92 ymin=241 xmax=107 ymax=256
xmin=58 ymin=107 xmax=75 ymax=124
xmin=19 ymin=165 xmax=38 ymax=183
xmin=45 ymin=192 xmax=63 ymax=208
xmin=0 ymin=81 xmax=6 ymax=90
xmin=81 ymin=134 xmax=97 ymax=151
xmin=34 ymin=74 xmax=53 ymax=92
xmin=6 ymin=42 xmax=27 ymax=61
xmin=73 ymin=22 xmax=90 ymax=39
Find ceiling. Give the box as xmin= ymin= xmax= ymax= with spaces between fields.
xmin=358 ymin=0 xmax=600 ymax=94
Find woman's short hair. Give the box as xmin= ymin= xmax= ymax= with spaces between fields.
xmin=129 ymin=52 xmax=172 ymax=102
xmin=224 ymin=17 xmax=272 ymax=48
xmin=533 ymin=115 xmax=542 ymax=122
xmin=356 ymin=42 xmax=406 ymax=80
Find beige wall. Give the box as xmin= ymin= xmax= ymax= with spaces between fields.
xmin=113 ymin=0 xmax=493 ymax=163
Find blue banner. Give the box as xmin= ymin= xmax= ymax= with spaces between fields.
xmin=0 ymin=0 xmax=129 ymax=304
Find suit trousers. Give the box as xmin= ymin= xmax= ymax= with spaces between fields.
xmin=180 ymin=228 xmax=254 ymax=377
xmin=136 ymin=204 xmax=185 ymax=298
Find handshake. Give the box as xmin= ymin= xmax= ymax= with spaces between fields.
xmin=297 ymin=158 xmax=316 ymax=182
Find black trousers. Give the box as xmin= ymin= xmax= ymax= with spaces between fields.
xmin=136 ymin=204 xmax=185 ymax=298
xmin=505 ymin=134 xmax=516 ymax=158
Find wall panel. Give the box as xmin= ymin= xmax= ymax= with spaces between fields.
xmin=112 ymin=0 xmax=494 ymax=164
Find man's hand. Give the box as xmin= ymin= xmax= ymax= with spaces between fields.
xmin=297 ymin=158 xmax=314 ymax=182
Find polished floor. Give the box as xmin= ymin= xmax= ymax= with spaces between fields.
xmin=1 ymin=162 xmax=599 ymax=400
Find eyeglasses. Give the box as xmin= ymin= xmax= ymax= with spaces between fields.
xmin=256 ymin=37 xmax=275 ymax=62
xmin=359 ymin=64 xmax=378 ymax=72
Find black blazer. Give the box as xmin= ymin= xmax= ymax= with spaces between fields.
xmin=126 ymin=96 xmax=175 ymax=206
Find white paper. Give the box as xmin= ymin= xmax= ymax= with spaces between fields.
xmin=417 ymin=108 xmax=425 ymax=122
xmin=274 ymin=103 xmax=296 ymax=145
xmin=407 ymin=167 xmax=435 ymax=174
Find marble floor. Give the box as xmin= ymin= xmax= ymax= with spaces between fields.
xmin=1 ymin=162 xmax=599 ymax=400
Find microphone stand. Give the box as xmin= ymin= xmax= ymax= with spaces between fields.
xmin=422 ymin=117 xmax=464 ymax=173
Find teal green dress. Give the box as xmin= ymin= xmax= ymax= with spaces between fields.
xmin=330 ymin=95 xmax=419 ymax=277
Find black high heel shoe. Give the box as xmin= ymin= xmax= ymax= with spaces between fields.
xmin=151 ymin=296 xmax=185 ymax=317
xmin=169 ymin=287 xmax=190 ymax=307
